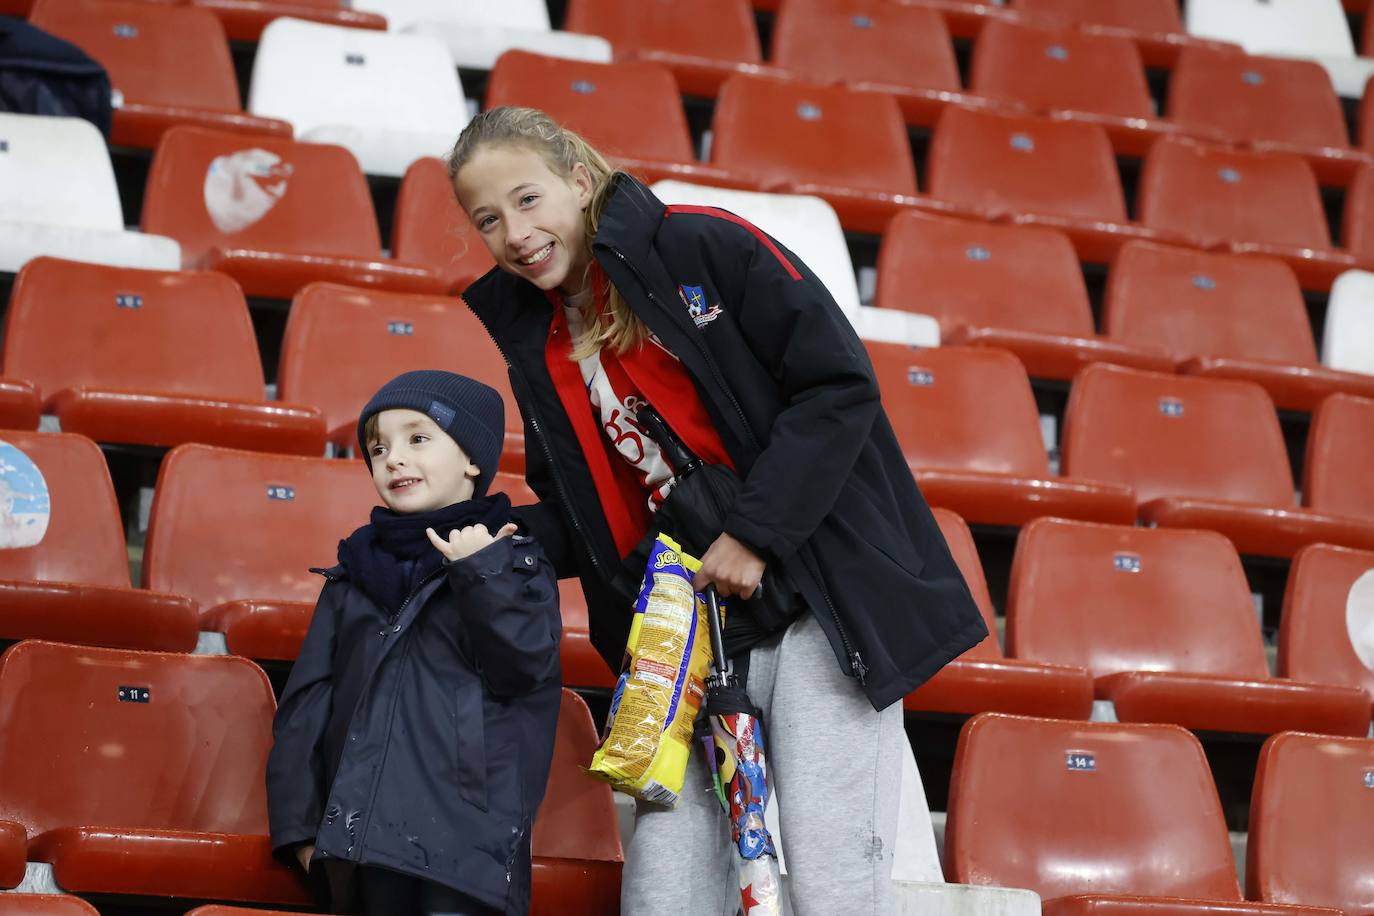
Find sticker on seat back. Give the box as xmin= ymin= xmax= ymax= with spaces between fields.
xmin=0 ymin=440 xmax=50 ymax=549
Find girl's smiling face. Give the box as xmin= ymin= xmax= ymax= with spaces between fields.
xmin=453 ymin=144 xmax=594 ymax=296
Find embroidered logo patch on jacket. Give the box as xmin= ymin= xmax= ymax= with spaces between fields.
xmin=678 ymin=283 xmax=722 ymax=329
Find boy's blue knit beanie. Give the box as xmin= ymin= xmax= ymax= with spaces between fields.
xmin=357 ymin=370 xmax=504 ymax=498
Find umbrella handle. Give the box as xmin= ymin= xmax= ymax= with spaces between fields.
xmin=705 ymin=585 xmax=730 ymax=679
xmin=635 ymin=404 xmax=703 ymax=478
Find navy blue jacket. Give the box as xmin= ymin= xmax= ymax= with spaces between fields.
xmin=266 ymin=534 xmax=562 ymax=915
xmin=464 ymin=175 xmax=987 ymax=712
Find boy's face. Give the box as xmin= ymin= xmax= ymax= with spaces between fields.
xmin=368 ymin=409 xmax=480 ymax=513
xmin=452 ymin=144 xmax=594 ymax=297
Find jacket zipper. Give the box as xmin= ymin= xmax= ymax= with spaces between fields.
xmin=605 ymin=246 xmax=868 ymax=683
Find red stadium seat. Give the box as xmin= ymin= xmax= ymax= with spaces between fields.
xmin=563 ymin=0 xmax=785 ymax=97
xmin=904 ymin=508 xmax=1094 ymax=719
xmin=0 ymin=896 xmax=100 ymax=915
xmin=1278 ymin=544 xmax=1374 ymax=708
xmin=275 ymin=282 xmax=523 ymax=469
xmin=3 ymin=257 xmax=325 ymax=455
xmin=1103 ymin=241 xmax=1374 ymax=411
xmin=557 ymin=578 xmax=615 ymax=690
xmin=141 ymin=126 xmax=445 ymax=299
xmin=902 ymin=0 xmax=1032 ymax=42
xmin=529 ymin=689 xmax=623 ymax=915
xmin=927 ymin=105 xmax=1194 ymax=263
xmin=1167 ymin=46 xmax=1367 ymax=187
xmin=867 ymin=344 xmax=1136 ymax=527
xmin=28 ymin=0 xmax=290 ymax=150
xmin=484 ymin=51 xmax=746 ymax=190
xmin=1138 ymin=137 xmax=1363 ymax=292
xmin=0 ymin=378 xmax=41 ymax=430
xmin=391 ymin=156 xmax=495 ymax=296
xmin=1248 ymin=731 xmax=1374 ymax=914
xmin=185 ymin=690 xmax=624 ymax=916
xmin=946 ymin=712 xmax=1344 ymax=916
xmin=0 ymin=430 xmax=197 ymax=652
xmin=1305 ymin=393 xmax=1374 ymax=522
xmin=969 ymin=19 xmax=1217 ymax=157
xmin=1 ymin=818 xmax=25 ymax=888
xmin=876 ymin=211 xmax=1172 ymax=379
xmin=770 ymin=0 xmax=1018 ymax=127
xmin=1359 ymin=75 xmax=1374 ymax=150
xmin=1339 ymin=163 xmax=1374 ymax=260
xmin=1061 ymin=364 xmax=1374 ymax=557
xmin=1007 ymin=518 xmax=1370 ymax=736
xmin=143 ymin=444 xmax=378 ymax=660
xmin=188 ymin=0 xmax=385 ymax=43
xmin=1009 ymin=0 xmax=1239 ymax=68
xmin=0 ymin=640 xmax=310 ymax=906
xmin=711 ymin=73 xmax=964 ymax=234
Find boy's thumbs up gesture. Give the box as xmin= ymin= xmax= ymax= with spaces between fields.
xmin=427 ymin=522 xmax=519 ymax=562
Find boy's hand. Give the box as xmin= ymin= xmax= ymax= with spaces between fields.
xmin=694 ymin=532 xmax=765 ymax=599
xmin=296 ymin=843 xmax=315 ymax=873
xmin=427 ymin=522 xmax=519 ymax=562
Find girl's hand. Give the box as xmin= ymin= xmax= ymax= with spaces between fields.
xmin=693 ymin=532 xmax=765 ymax=599
xmin=427 ymin=522 xmax=519 ymax=562
xmin=296 ymin=843 xmax=315 ymax=873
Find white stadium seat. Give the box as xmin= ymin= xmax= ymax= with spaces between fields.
xmin=354 ymin=0 xmax=611 ymax=71
xmin=1324 ymin=270 xmax=1374 ymax=376
xmin=650 ymin=180 xmax=940 ymax=347
xmin=1185 ymin=0 xmax=1374 ymax=98
xmin=0 ymin=112 xmax=180 ymax=273
xmin=247 ymin=18 xmax=469 ymax=178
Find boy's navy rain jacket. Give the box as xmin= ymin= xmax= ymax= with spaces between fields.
xmin=266 ymin=534 xmax=562 ymax=915
xmin=463 ymin=174 xmax=989 ymax=712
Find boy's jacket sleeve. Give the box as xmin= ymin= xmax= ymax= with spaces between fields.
xmin=715 ymin=225 xmax=882 ymax=566
xmin=447 ymin=536 xmax=562 ymax=697
xmin=265 ymin=578 xmax=342 ymax=862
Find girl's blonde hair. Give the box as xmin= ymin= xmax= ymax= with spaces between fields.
xmin=448 ymin=107 xmax=650 ymax=360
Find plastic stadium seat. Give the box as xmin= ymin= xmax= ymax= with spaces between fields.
xmin=391 ymin=156 xmax=495 ymax=295
xmin=927 ymin=105 xmax=1192 ymax=264
xmin=1305 ymin=393 xmax=1374 ymax=522
xmin=0 ymin=897 xmax=99 ymax=915
xmin=0 ymin=378 xmax=41 ymax=430
xmin=189 ymin=0 xmax=385 ymax=43
xmin=1008 ymin=518 xmax=1371 ymax=736
xmin=1361 ymin=77 xmax=1374 ymax=151
xmin=710 ymin=74 xmax=963 ymax=235
xmin=484 ymin=52 xmax=746 ymax=190
xmin=528 ymin=689 xmax=623 ymax=914
xmin=0 ymin=431 xmax=197 ymax=652
xmin=969 ymin=19 xmax=1216 ymax=157
xmin=2 ymin=817 xmax=26 ymax=888
xmin=184 ymin=686 xmax=623 ymax=916
xmin=3 ymin=258 xmax=326 ymax=455
xmin=1061 ymin=364 xmax=1374 ymax=557
xmin=141 ymin=126 xmax=444 ymax=299
xmin=904 ymin=508 xmax=1094 ymax=719
xmin=143 ymin=444 xmax=378 ymax=660
xmin=901 ymin=0 xmax=1032 ymax=42
xmin=1322 ymin=269 xmax=1374 ymax=374
xmin=275 ymin=282 xmax=524 ymax=468
xmin=1185 ymin=0 xmax=1374 ymax=99
xmin=1339 ymin=164 xmax=1374 ymax=261
xmin=0 ymin=640 xmax=310 ymax=906
xmin=356 ymin=0 xmax=610 ymax=70
xmin=28 ymin=0 xmax=291 ymax=150
xmin=946 ymin=712 xmax=1345 ymax=916
xmin=1278 ymin=544 xmax=1374 ymax=706
xmin=563 ymin=0 xmax=787 ymax=98
xmin=769 ymin=0 xmax=1018 ymax=127
xmin=1248 ymin=732 xmax=1374 ymax=914
xmin=556 ymin=577 xmax=613 ymax=689
xmin=877 ymin=211 xmax=1172 ymax=379
xmin=651 ymin=179 xmax=940 ymax=346
xmin=0 ymin=112 xmax=180 ymax=274
xmin=1103 ymin=241 xmax=1374 ymax=411
xmin=867 ymin=344 xmax=1136 ymax=527
xmin=1168 ymin=46 xmax=1368 ymax=187
xmin=247 ymin=18 xmax=466 ymax=179
xmin=1009 ymin=0 xmax=1237 ymax=68
xmin=1138 ymin=137 xmax=1364 ymax=292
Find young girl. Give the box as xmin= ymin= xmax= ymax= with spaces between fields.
xmin=449 ymin=107 xmax=986 ymax=916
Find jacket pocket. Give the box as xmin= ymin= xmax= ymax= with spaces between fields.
xmin=454 ymin=680 xmax=488 ymax=812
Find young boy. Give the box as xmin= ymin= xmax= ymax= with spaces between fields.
xmin=267 ymin=370 xmax=562 ymax=916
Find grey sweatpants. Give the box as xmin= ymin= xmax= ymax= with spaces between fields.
xmin=621 ymin=612 xmax=904 ymax=916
